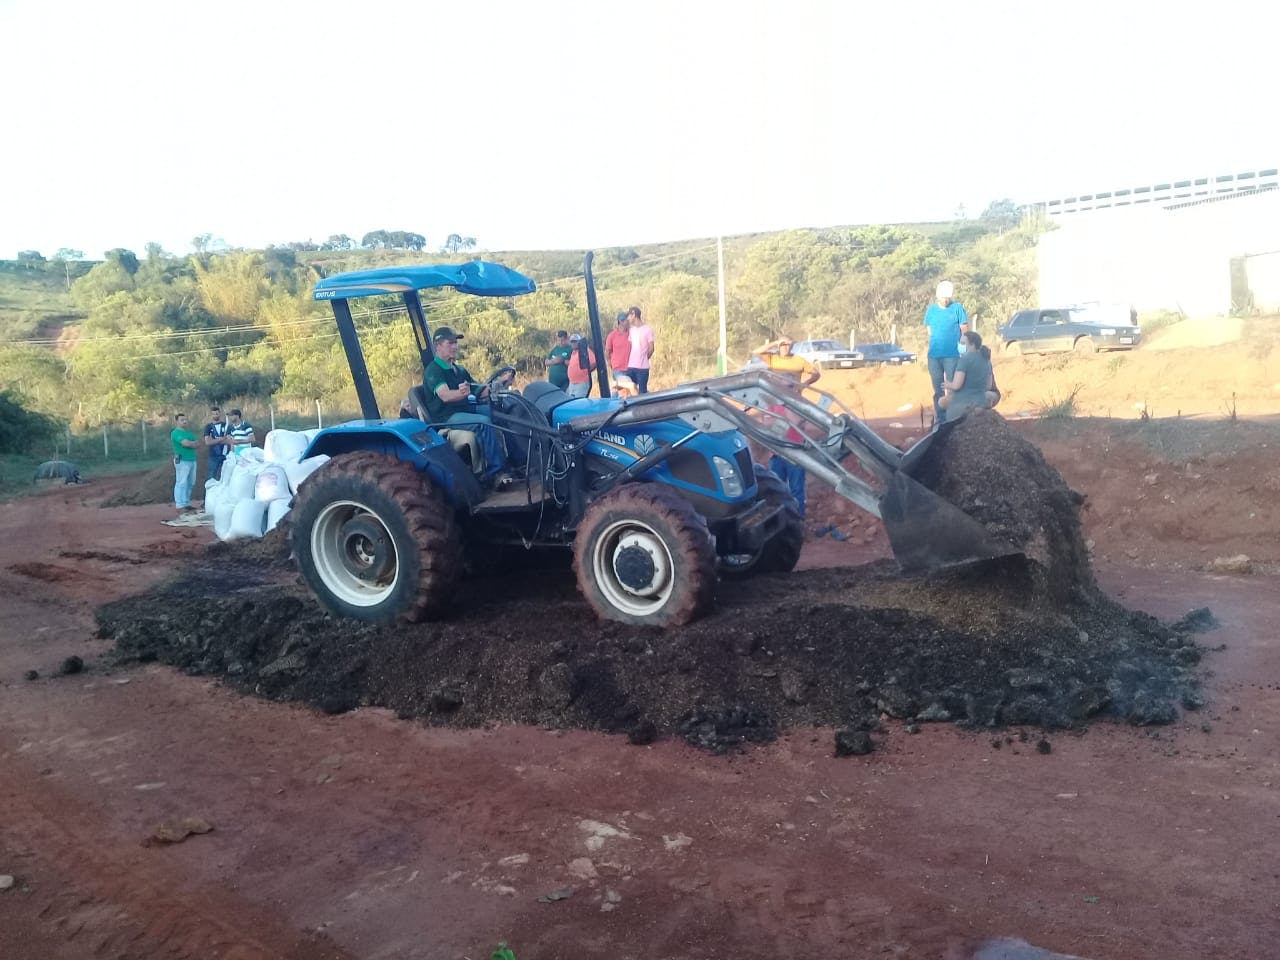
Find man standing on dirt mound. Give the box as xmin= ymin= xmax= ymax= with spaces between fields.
xmin=924 ymin=280 xmax=969 ymax=424
xmin=170 ymin=413 xmax=200 ymax=513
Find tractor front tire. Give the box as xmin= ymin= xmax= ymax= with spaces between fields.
xmin=719 ymin=465 xmax=804 ymax=578
xmin=573 ymin=484 xmax=716 ymax=628
xmin=291 ymin=452 xmax=461 ymax=623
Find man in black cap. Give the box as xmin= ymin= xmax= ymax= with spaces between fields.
xmin=422 ymin=327 xmax=510 ymax=484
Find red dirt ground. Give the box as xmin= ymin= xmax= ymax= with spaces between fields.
xmin=1 ymin=423 xmax=1278 ymax=960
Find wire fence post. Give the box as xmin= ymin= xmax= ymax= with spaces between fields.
xmin=66 ymin=425 xmax=72 ymax=458
xmin=102 ymin=422 xmax=109 ymax=458
xmin=269 ymin=404 xmax=276 ymax=432
xmin=141 ymin=419 xmax=147 ymax=455
xmin=316 ymin=399 xmax=322 ymax=429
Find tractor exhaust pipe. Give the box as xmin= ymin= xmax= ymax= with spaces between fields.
xmin=583 ymin=251 xmax=610 ymax=399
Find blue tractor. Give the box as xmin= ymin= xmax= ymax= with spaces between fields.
xmin=291 ymin=254 xmax=1016 ymax=628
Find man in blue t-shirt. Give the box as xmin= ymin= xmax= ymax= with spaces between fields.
xmin=923 ymin=280 xmax=969 ymax=424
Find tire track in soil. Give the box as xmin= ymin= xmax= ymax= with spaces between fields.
xmin=0 ymin=755 xmax=351 ymax=960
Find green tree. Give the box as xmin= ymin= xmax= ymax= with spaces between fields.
xmin=0 ymin=347 xmax=68 ymax=417
xmin=980 ymin=198 xmax=1023 ymax=229
xmin=105 ymin=248 xmax=140 ymax=275
xmin=442 ymin=234 xmax=477 ymax=254
xmin=0 ymin=390 xmax=61 ymax=454
xmin=191 ymin=252 xmax=267 ymax=321
xmin=71 ymin=259 xmax=137 ymax=308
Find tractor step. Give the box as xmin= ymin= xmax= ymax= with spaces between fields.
xmin=475 ymin=477 xmax=551 ymax=512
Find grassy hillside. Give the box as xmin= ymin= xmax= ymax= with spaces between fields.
xmin=0 ymin=260 xmax=91 ymax=339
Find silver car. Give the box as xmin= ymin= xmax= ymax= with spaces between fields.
xmin=791 ymin=339 xmax=864 ymax=370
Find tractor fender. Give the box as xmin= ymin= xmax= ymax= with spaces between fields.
xmin=301 ymin=420 xmax=482 ymax=508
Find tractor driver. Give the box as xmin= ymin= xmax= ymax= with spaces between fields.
xmin=423 ymin=327 xmax=512 ymax=486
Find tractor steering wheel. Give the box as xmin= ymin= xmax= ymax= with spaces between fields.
xmin=485 ymin=365 xmax=517 ymax=393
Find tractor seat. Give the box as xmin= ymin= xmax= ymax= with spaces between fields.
xmin=523 ymin=381 xmax=572 ymax=421
xmin=407 ymin=385 xmax=430 ymax=421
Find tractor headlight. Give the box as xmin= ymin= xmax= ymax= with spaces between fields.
xmin=713 ymin=456 xmax=743 ymax=497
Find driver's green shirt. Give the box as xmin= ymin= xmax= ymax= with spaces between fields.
xmin=423 ymin=357 xmax=479 ymax=421
xmin=547 ymin=345 xmax=573 ymax=388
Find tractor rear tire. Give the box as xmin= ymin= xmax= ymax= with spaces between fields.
xmin=291 ymin=452 xmax=461 ymax=623
xmin=719 ymin=465 xmax=804 ymax=578
xmin=573 ymin=483 xmax=716 ymax=628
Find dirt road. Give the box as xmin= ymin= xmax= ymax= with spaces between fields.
xmin=1 ymin=428 xmax=1278 ymax=959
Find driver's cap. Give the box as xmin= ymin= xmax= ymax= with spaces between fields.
xmin=432 ymin=326 xmax=464 ymax=342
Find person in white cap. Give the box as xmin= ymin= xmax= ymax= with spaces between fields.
xmin=923 ymin=280 xmax=969 ymax=424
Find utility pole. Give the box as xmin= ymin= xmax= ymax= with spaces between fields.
xmin=716 ymin=236 xmax=727 ymax=375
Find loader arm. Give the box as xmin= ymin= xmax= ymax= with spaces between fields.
xmin=565 ymin=371 xmax=1020 ymax=572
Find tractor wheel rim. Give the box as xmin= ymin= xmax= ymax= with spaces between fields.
xmin=311 ymin=500 xmax=399 ymax=606
xmin=591 ymin=518 xmax=675 ymax=616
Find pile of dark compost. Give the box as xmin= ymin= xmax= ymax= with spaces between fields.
xmin=911 ymin=408 xmax=1096 ymax=604
xmin=99 ymin=544 xmax=1210 ymax=753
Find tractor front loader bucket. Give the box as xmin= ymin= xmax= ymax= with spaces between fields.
xmin=564 ymin=371 xmax=1022 ymax=574
xmin=879 ymin=469 xmax=1021 ymax=573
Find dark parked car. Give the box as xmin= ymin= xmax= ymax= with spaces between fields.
xmin=854 ymin=342 xmax=917 ymax=365
xmin=998 ymin=308 xmax=1142 ymax=355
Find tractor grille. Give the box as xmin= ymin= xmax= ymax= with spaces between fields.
xmin=734 ymin=449 xmax=753 ymax=482
xmin=667 ymin=449 xmax=716 ymax=490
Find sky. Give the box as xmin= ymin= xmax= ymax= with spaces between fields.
xmin=2 ymin=0 xmax=1277 ymax=259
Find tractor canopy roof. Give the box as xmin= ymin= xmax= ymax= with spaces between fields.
xmin=313 ymin=260 xmax=537 ymax=301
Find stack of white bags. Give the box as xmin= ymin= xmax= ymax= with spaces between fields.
xmin=204 ymin=429 xmax=331 ymax=541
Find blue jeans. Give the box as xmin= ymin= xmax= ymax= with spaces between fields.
xmin=209 ymin=455 xmax=226 ymax=481
xmin=627 ymin=367 xmax=651 ymax=394
xmin=928 ymin=356 xmax=958 ymax=423
xmin=567 ymin=380 xmax=591 ymax=399
xmin=174 ymin=458 xmax=196 ymax=508
xmin=445 ymin=407 xmax=506 ymax=478
xmin=769 ymin=455 xmax=806 ymax=518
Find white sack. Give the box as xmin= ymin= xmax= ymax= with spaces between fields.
xmin=228 ymin=498 xmax=269 ymax=540
xmin=265 ymin=498 xmax=292 ymax=532
xmin=283 ymin=454 xmax=330 ymax=494
xmin=263 ymin=429 xmax=309 ymax=464
xmin=254 ymin=465 xmax=289 ymax=503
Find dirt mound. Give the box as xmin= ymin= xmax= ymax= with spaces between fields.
xmin=912 ymin=409 xmax=1096 ymax=604
xmin=204 ymin=524 xmax=293 ymax=568
xmin=98 ymin=548 xmax=1209 ymax=752
xmin=101 ymin=460 xmax=209 ymax=508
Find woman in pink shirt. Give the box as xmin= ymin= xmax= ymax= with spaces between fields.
xmin=625 ymin=306 xmax=655 ymax=394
